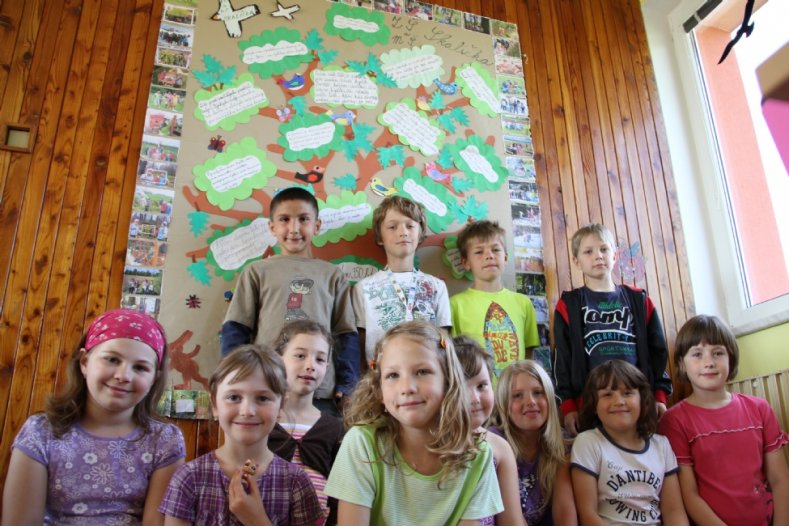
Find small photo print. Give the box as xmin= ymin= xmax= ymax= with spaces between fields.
xmin=516 ymin=272 xmax=546 ymax=296
xmin=498 ymin=75 xmax=526 ymax=97
xmin=493 ymin=37 xmax=521 ymax=59
xmin=151 ymin=65 xmax=187 ymax=89
xmin=140 ymin=135 xmax=180 ymax=163
xmin=501 ymin=95 xmax=529 ymax=117
xmin=133 ymin=187 xmax=174 ymax=216
xmin=129 ymin=211 xmax=171 ymax=242
xmin=163 ymin=4 xmax=196 ymax=26
xmin=512 ymin=202 xmax=541 ymax=227
xmin=137 ymin=159 xmax=177 ymax=189
xmin=504 ymin=135 xmax=534 ymax=157
xmin=532 ymin=345 xmax=552 ymax=376
xmin=405 ymin=0 xmax=432 ymax=20
xmin=148 ymin=86 xmax=186 ymax=113
xmin=537 ymin=323 xmax=550 ymax=347
xmin=514 ymin=246 xmax=544 ymax=273
xmin=463 ymin=12 xmax=490 ymax=34
xmin=155 ymin=46 xmax=191 ymax=68
xmin=507 ymin=155 xmax=536 ymax=181
xmin=531 ymin=295 xmax=549 ymax=323
xmin=513 ymin=224 xmax=542 ymax=249
xmin=501 ymin=115 xmax=530 ymax=137
xmin=492 ymin=20 xmax=519 ymax=40
xmin=374 ymin=0 xmax=402 ymax=14
xmin=495 ymin=54 xmax=523 ymax=76
xmin=434 ymin=6 xmax=461 ymax=26
xmin=121 ymin=294 xmax=162 ymax=318
xmin=123 ymin=266 xmax=163 ymax=296
xmin=144 ymin=108 xmax=183 ymax=138
xmin=509 ymin=179 xmax=539 ymax=206
xmin=158 ymin=23 xmax=194 ymax=49
xmin=126 ymin=238 xmax=168 ymax=268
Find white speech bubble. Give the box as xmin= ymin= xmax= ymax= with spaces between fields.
xmin=210 ymin=218 xmax=277 ymax=270
xmin=197 ymin=81 xmax=267 ymax=127
xmin=403 ymin=178 xmax=447 ymax=216
xmin=205 ymin=156 xmax=262 ymax=192
xmin=285 ymin=122 xmax=338 ymax=152
xmin=334 ymin=15 xmax=380 ymax=33
xmin=242 ymin=41 xmax=309 ymax=64
xmin=313 ymin=70 xmax=378 ymax=106
xmin=381 ymin=103 xmax=441 ymax=156
xmin=318 ymin=203 xmax=372 ymax=232
xmin=459 ymin=146 xmax=498 ymax=183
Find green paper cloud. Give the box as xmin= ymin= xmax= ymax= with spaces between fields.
xmin=394 ymin=167 xmax=458 ymax=233
xmin=193 ymin=137 xmax=277 ymax=211
xmin=205 ymin=218 xmax=276 ymax=279
xmin=240 ymin=27 xmax=313 ymax=79
xmin=193 ymin=73 xmax=268 ymax=131
xmin=378 ymin=98 xmax=445 ymax=157
xmin=331 ymin=255 xmax=384 ymax=285
xmin=448 ymin=134 xmax=509 ymax=192
xmin=313 ymin=191 xmax=373 ymax=247
xmin=380 ymin=45 xmax=445 ymax=89
xmin=442 ymin=235 xmax=473 ymax=280
xmin=324 ymin=3 xmax=390 ymax=47
xmin=310 ymin=66 xmax=379 ymax=109
xmin=456 ymin=62 xmax=501 ymax=117
xmin=276 ymin=113 xmax=344 ymax=162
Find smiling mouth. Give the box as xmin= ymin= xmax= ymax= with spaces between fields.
xmin=299 ymin=375 xmax=316 ymax=381
xmin=398 ymin=401 xmax=423 ymax=408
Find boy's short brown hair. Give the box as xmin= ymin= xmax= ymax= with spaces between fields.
xmin=269 ymin=187 xmax=320 ymax=218
xmin=673 ymin=314 xmax=739 ymax=382
xmin=570 ymin=223 xmax=616 ymax=258
xmin=456 ymin=220 xmax=506 ymax=259
xmin=372 ymin=195 xmax=427 ymax=245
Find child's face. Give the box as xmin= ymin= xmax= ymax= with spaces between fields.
xmin=211 ymin=366 xmax=282 ymax=448
xmin=595 ymin=381 xmax=640 ymax=437
xmin=508 ymin=373 xmax=548 ymax=433
xmin=79 ymin=338 xmax=158 ymax=421
xmin=379 ymin=336 xmax=445 ymax=432
xmin=268 ymin=199 xmax=321 ymax=257
xmin=378 ymin=209 xmax=420 ymax=261
xmin=465 ymin=364 xmax=494 ymax=429
xmin=462 ymin=236 xmax=506 ymax=282
xmin=281 ymin=333 xmax=330 ymax=397
xmin=680 ymin=342 xmax=730 ymax=392
xmin=573 ymin=233 xmax=616 ymax=281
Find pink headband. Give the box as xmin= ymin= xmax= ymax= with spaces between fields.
xmin=84 ymin=309 xmax=166 ymax=365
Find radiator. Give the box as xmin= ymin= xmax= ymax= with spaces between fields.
xmin=728 ymin=369 xmax=789 ymax=462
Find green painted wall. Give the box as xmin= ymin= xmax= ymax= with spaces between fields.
xmin=735 ymin=321 xmax=789 ymax=379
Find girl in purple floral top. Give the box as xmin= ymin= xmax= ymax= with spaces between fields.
xmin=159 ymin=345 xmax=322 ymax=526
xmin=3 ymin=308 xmax=186 ymax=525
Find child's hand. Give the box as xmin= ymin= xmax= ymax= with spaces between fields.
xmin=228 ymin=461 xmax=270 ymax=526
xmin=655 ymin=401 xmax=667 ymax=419
xmin=564 ymin=411 xmax=579 ymax=436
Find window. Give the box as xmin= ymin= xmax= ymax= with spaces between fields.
xmin=663 ymin=0 xmax=789 ymax=333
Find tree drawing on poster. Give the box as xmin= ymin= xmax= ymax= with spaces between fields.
xmin=158 ymin=1 xmax=528 ymax=396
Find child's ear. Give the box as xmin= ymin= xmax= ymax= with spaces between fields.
xmin=79 ymin=349 xmax=89 ymax=375
xmin=314 ymin=218 xmax=321 ymax=234
xmin=461 ymin=257 xmax=471 ymax=271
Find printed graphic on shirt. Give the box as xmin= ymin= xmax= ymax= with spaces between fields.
xmin=363 ymin=278 xmax=438 ymax=330
xmin=603 ymin=458 xmax=662 ymax=523
xmin=582 ymin=297 xmax=636 ymax=368
xmin=286 ymin=278 xmax=314 ymax=320
xmin=483 ymin=302 xmax=519 ymax=368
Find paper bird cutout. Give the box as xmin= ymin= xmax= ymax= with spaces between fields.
xmin=212 ymin=0 xmax=261 ymax=38
xmin=271 ymin=2 xmax=300 ymax=21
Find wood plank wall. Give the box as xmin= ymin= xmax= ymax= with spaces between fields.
xmin=0 ymin=0 xmax=694 ymax=495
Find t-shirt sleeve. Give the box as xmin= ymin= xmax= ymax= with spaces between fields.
xmin=570 ymin=430 xmax=601 ymax=477
xmin=656 ymin=434 xmax=679 ymax=476
xmin=324 ymin=426 xmax=377 ymax=508
xmin=223 ymin=264 xmax=260 ymax=329
xmin=519 ymin=294 xmax=540 ymax=348
xmin=352 ymin=281 xmax=367 ymax=330
xmin=331 ymin=268 xmax=357 ymax=335
xmin=158 ymin=461 xmax=197 ymax=521
xmin=153 ymin=422 xmax=187 ymax=470
xmin=434 ymin=279 xmax=452 ymax=329
xmin=449 ymin=294 xmax=461 ymax=336
xmin=757 ymin=397 xmax=789 ymax=453
xmin=289 ymin=464 xmax=324 ymax=525
xmin=657 ymin=405 xmax=692 ymax=465
xmin=461 ymin=444 xmax=505 ymax=520
xmin=11 ymin=414 xmax=51 ymax=467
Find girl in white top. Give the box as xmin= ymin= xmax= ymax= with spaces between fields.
xmin=325 ymin=321 xmax=503 ymax=525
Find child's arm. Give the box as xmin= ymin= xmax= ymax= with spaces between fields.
xmin=334 ymin=331 xmax=361 ymax=398
xmin=227 ymin=468 xmax=273 ymax=526
xmin=658 ymin=474 xmax=689 ymax=526
xmin=220 ymin=321 xmax=253 ymax=357
xmin=1 ymin=449 xmax=47 ymax=526
xmin=142 ymin=459 xmax=184 ymax=526
xmin=552 ymin=462 xmax=578 ymax=526
xmin=765 ymin=448 xmax=789 ymax=526
xmin=571 ymin=468 xmax=605 ymax=526
xmin=337 ymin=501 xmax=371 ymax=525
xmin=642 ymin=294 xmax=672 ymax=406
xmin=553 ymin=298 xmax=579 ymax=435
xmin=487 ymin=433 xmax=527 ymax=526
xmin=676 ymin=465 xmax=726 ymax=526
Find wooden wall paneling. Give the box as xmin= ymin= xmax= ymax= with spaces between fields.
xmin=0 ymin=0 xmax=69 ymax=444
xmin=28 ymin=0 xmax=104 ymax=413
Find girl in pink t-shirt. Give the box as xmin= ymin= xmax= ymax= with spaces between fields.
xmin=659 ymin=315 xmax=789 ymax=526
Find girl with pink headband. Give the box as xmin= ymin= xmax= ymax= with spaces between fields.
xmin=3 ymin=308 xmax=186 ymax=525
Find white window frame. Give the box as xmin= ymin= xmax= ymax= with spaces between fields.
xmin=643 ymin=0 xmax=789 ymax=335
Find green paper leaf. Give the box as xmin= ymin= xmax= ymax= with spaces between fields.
xmin=347 ymin=60 xmax=368 ymax=76
xmin=342 ymin=140 xmax=357 ymax=162
xmin=429 ymin=91 xmax=445 ymax=110
xmin=436 ymin=146 xmax=453 ymax=168
xmin=460 ymin=195 xmax=488 ymax=219
xmin=451 ymin=177 xmax=473 ymax=193
xmin=187 ymin=211 xmax=211 ymax=237
xmin=437 ymin=113 xmax=456 ymax=133
xmin=217 ymin=66 xmax=236 ymax=86
xmin=305 ymin=29 xmax=323 ymax=51
xmin=187 ymin=261 xmax=212 ymax=286
xmin=194 ymin=69 xmax=218 ymax=89
xmin=451 ymin=106 xmax=469 ymax=126
xmin=204 ymin=55 xmax=223 ymax=74
xmin=334 ymin=173 xmax=358 ymax=190
xmin=377 ymin=72 xmax=397 ymax=88
xmin=317 ymin=49 xmax=338 ymax=64
xmin=290 ymin=95 xmax=307 ymax=116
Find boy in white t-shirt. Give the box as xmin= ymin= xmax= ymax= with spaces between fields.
xmin=352 ymin=196 xmax=451 ymax=367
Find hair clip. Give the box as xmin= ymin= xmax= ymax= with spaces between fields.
xmin=369 ymin=359 xmax=376 ymax=371
xmin=439 ymin=334 xmax=447 ymax=350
